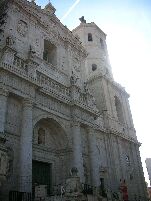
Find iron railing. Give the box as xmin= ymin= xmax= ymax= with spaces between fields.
xmin=9 ymin=191 xmax=32 ymax=201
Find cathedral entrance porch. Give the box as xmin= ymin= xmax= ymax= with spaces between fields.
xmin=32 ymin=117 xmax=70 ymax=198
xmin=32 ymin=160 xmax=52 ymax=199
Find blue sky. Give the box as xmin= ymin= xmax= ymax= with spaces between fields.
xmin=36 ymin=0 xmax=151 ymax=184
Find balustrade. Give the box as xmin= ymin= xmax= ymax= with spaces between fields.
xmin=13 ymin=56 xmax=28 ymax=73
xmin=1 ymin=55 xmax=99 ymax=114
xmin=37 ymin=72 xmax=71 ymax=98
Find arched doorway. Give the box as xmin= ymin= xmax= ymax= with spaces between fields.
xmin=32 ymin=118 xmax=69 ymax=197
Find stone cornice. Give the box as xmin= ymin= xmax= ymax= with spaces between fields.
xmin=110 ymin=131 xmax=140 ymax=146
xmin=87 ymin=73 xmax=130 ymax=98
xmin=72 ymin=22 xmax=107 ymax=39
xmin=0 ymin=62 xmax=101 ymax=126
xmin=11 ymin=0 xmax=87 ymax=57
xmin=33 ymin=144 xmax=72 ymax=155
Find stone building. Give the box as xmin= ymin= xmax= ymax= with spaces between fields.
xmin=0 ymin=0 xmax=148 ymax=200
xmin=146 ymin=158 xmax=151 ymax=186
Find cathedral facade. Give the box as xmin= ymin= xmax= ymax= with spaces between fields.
xmin=0 ymin=0 xmax=148 ymax=200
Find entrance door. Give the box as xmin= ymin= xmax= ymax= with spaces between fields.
xmin=32 ymin=160 xmax=52 ymax=197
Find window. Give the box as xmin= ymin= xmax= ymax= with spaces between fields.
xmin=43 ymin=39 xmax=57 ymax=65
xmin=114 ymin=96 xmax=124 ymax=124
xmin=32 ymin=160 xmax=52 ymax=195
xmin=100 ymin=38 xmax=105 ymax=49
xmin=126 ymin=155 xmax=130 ymax=166
xmin=88 ymin=33 xmax=93 ymax=41
xmin=92 ymin=64 xmax=97 ymax=71
xmin=100 ymin=178 xmax=107 ymax=197
xmin=38 ymin=128 xmax=45 ymax=145
xmin=130 ymin=174 xmax=133 ymax=180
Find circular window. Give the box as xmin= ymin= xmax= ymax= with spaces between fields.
xmin=92 ymin=64 xmax=97 ymax=71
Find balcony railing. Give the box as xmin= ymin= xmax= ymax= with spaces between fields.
xmin=37 ymin=71 xmax=71 ymax=98
xmin=13 ymin=56 xmax=28 ymax=74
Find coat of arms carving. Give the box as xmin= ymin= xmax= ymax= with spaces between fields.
xmin=17 ymin=20 xmax=28 ymax=37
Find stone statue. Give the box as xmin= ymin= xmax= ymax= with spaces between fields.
xmin=70 ymin=71 xmax=79 ymax=85
xmin=83 ymin=82 xmax=89 ymax=94
xmin=6 ymin=36 xmax=14 ymax=46
xmin=29 ymin=45 xmax=36 ymax=58
xmin=70 ymin=167 xmax=78 ymax=177
xmin=65 ymin=167 xmax=84 ymax=198
xmin=79 ymin=16 xmax=86 ymax=23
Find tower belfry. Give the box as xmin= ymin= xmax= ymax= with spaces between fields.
xmin=73 ymin=18 xmax=113 ymax=80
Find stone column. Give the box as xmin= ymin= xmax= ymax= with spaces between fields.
xmin=19 ymin=99 xmax=33 ymax=193
xmin=0 ymin=88 xmax=8 ymax=134
xmin=71 ymin=121 xmax=84 ymax=182
xmin=88 ymin=127 xmax=100 ymax=186
xmin=134 ymin=145 xmax=148 ymax=201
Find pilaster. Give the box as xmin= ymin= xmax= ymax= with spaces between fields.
xmin=117 ymin=138 xmax=125 ymax=180
xmin=19 ymin=99 xmax=33 ymax=193
xmin=0 ymin=88 xmax=9 ymax=135
xmin=134 ymin=145 xmax=148 ymax=201
xmin=71 ymin=121 xmax=84 ymax=182
xmin=87 ymin=127 xmax=100 ymax=186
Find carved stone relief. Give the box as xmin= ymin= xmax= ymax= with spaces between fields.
xmin=73 ymin=57 xmax=81 ymax=73
xmin=35 ymin=91 xmax=70 ymax=117
xmin=2 ymin=48 xmax=15 ymax=64
xmin=17 ymin=20 xmax=28 ymax=37
xmin=0 ymin=72 xmax=35 ymax=98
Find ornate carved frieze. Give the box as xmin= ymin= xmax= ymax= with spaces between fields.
xmin=37 ymin=62 xmax=69 ymax=86
xmin=70 ymin=82 xmax=99 ymax=114
xmin=13 ymin=56 xmax=28 ymax=73
xmin=35 ymin=91 xmax=70 ymax=118
xmin=37 ymin=71 xmax=71 ymax=100
xmin=71 ymin=107 xmax=97 ymax=126
xmin=0 ymin=71 xmax=35 ymax=98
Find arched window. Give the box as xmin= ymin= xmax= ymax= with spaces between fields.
xmin=88 ymin=33 xmax=93 ymax=41
xmin=43 ymin=39 xmax=57 ymax=65
xmin=114 ymin=96 xmax=124 ymax=124
xmin=38 ymin=128 xmax=45 ymax=145
xmin=92 ymin=64 xmax=97 ymax=71
xmin=100 ymin=38 xmax=105 ymax=49
xmin=126 ymin=155 xmax=130 ymax=166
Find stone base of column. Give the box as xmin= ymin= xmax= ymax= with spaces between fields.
xmin=19 ymin=176 xmax=32 ymax=193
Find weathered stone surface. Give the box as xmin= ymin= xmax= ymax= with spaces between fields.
xmin=0 ymin=0 xmax=148 ymax=201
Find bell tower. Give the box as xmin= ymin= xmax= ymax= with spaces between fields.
xmin=73 ymin=17 xmax=113 ymax=80
xmin=73 ymin=17 xmax=136 ymax=140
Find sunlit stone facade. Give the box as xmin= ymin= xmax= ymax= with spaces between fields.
xmin=146 ymin=158 xmax=151 ymax=186
xmin=0 ymin=0 xmax=148 ymax=200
